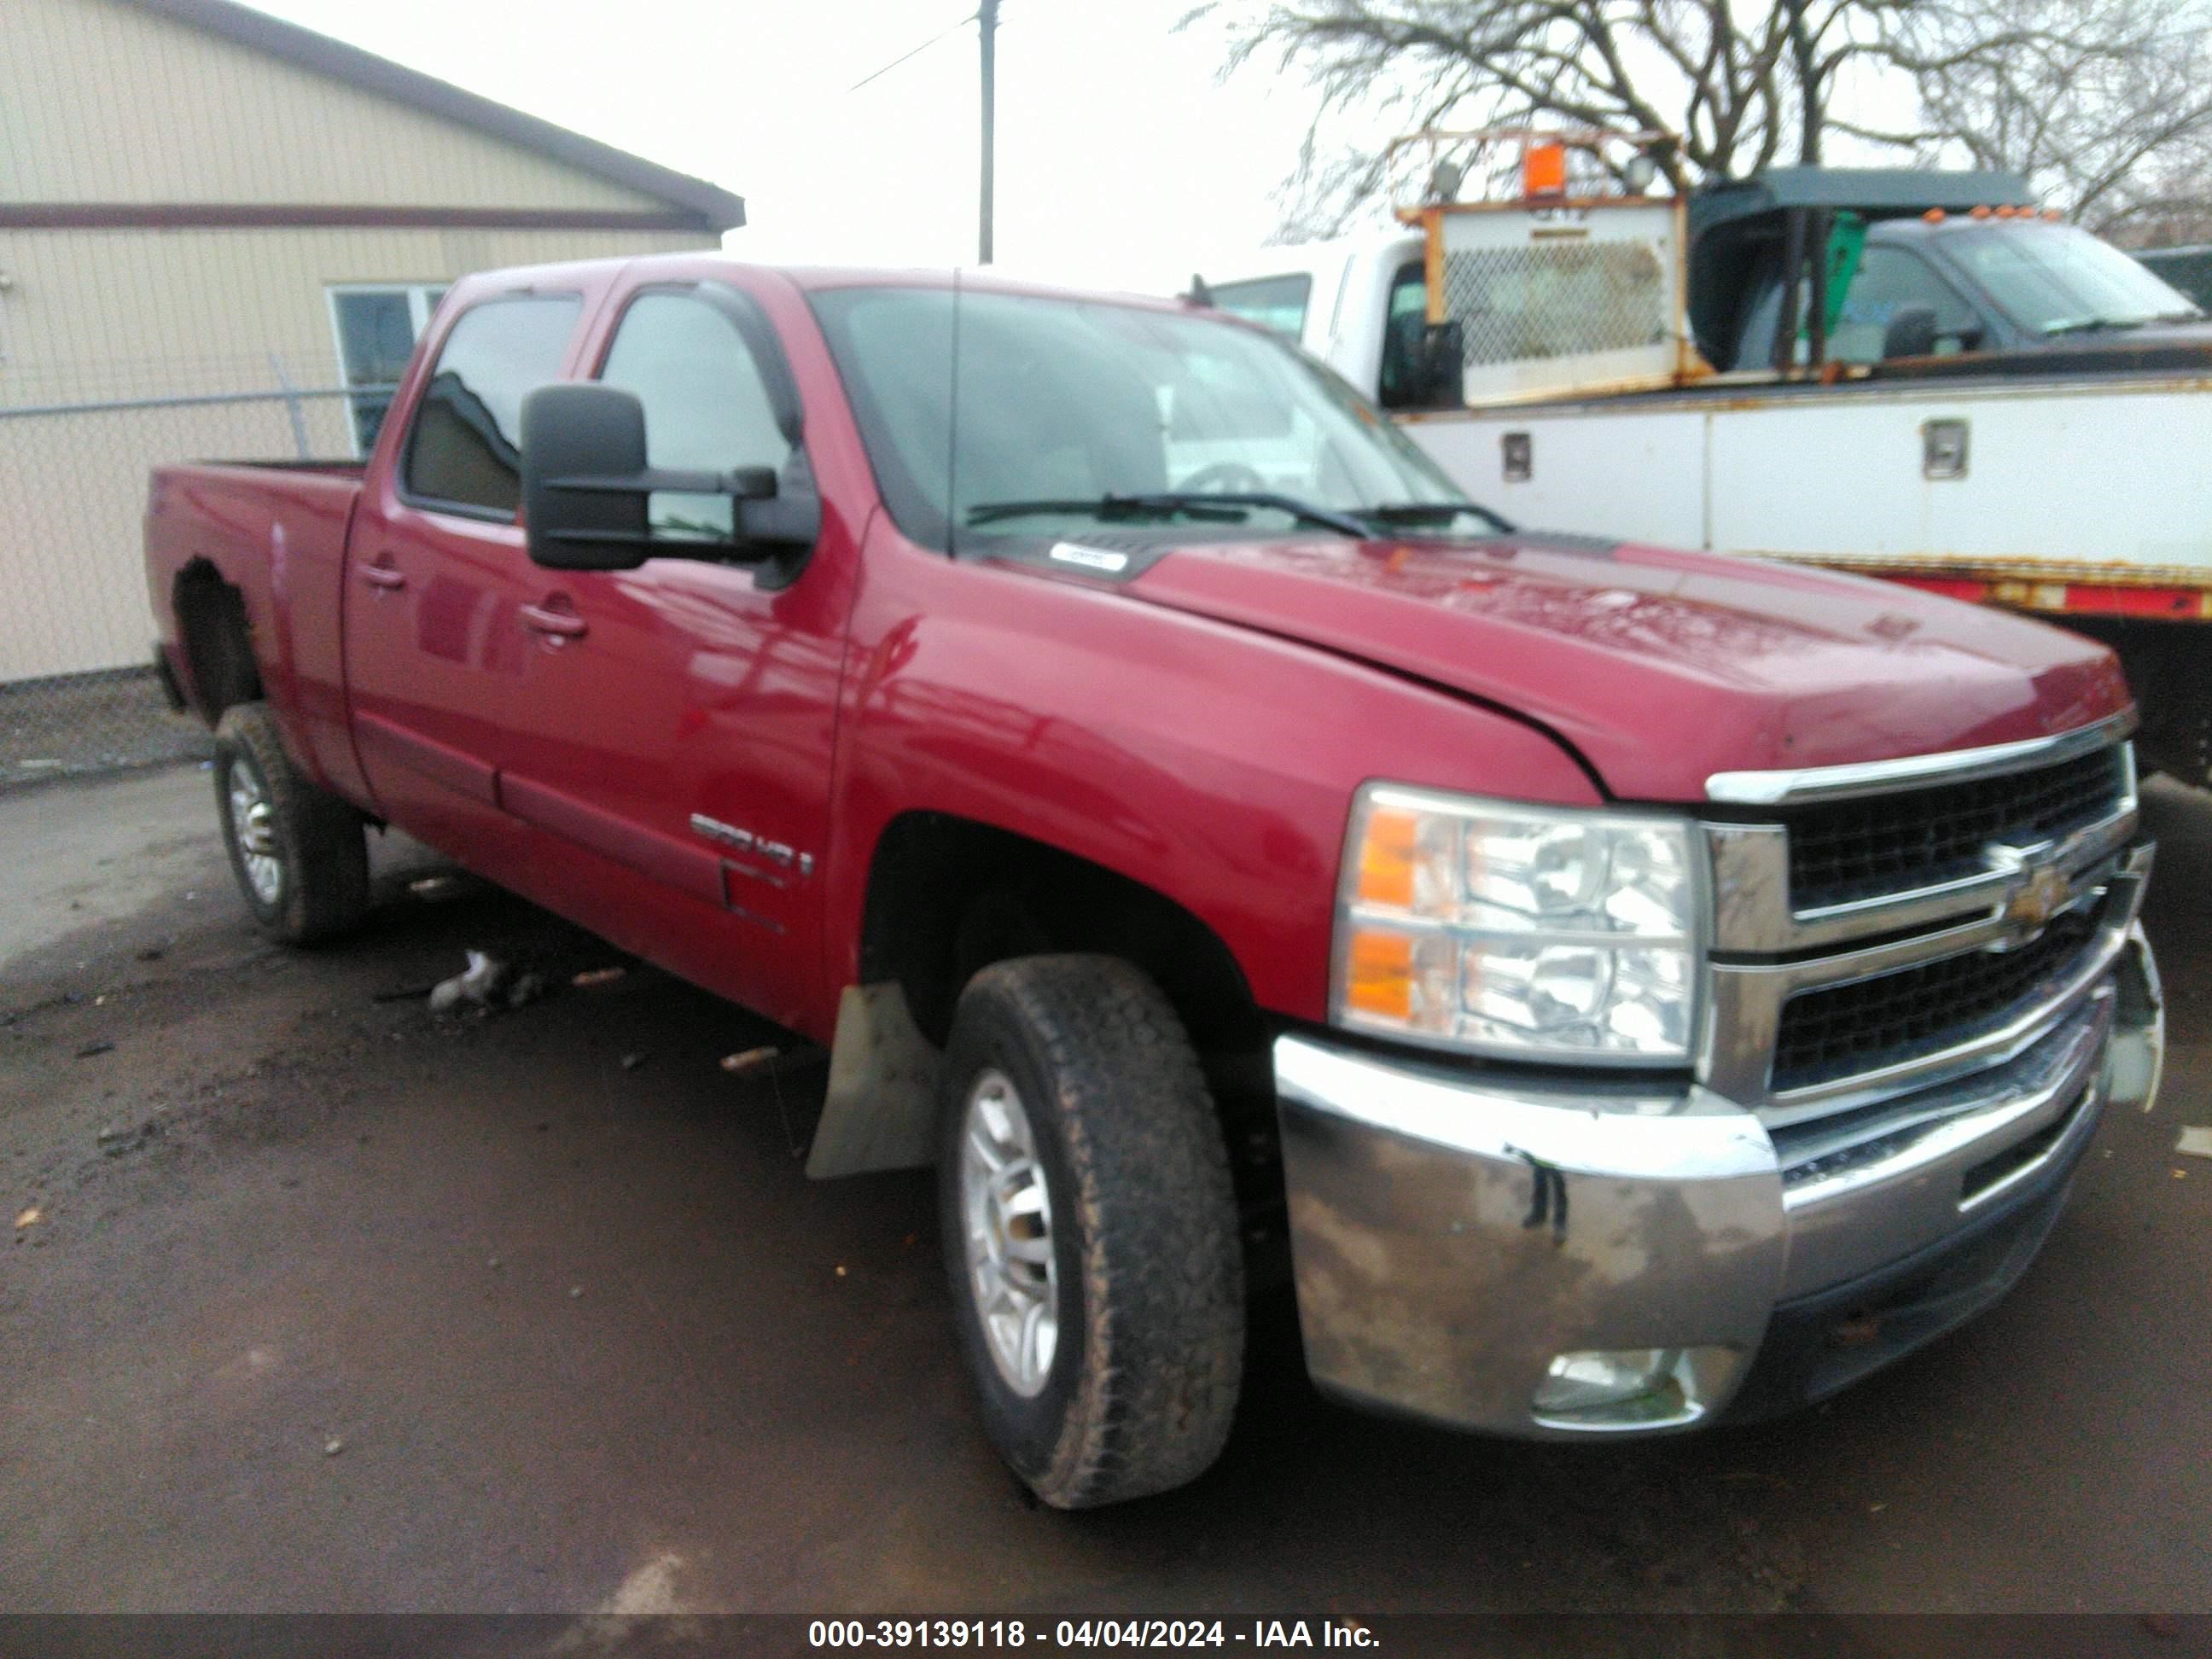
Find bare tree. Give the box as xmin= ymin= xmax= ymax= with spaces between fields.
xmin=2113 ymin=183 xmax=2212 ymax=252
xmin=1875 ymin=0 xmax=2212 ymax=239
xmin=1190 ymin=0 xmax=2212 ymax=242
xmin=1184 ymin=0 xmax=1913 ymax=220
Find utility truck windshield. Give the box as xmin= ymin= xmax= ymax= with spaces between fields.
xmin=1940 ymin=221 xmax=2204 ymax=335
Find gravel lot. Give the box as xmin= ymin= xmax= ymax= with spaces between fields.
xmin=3 ymin=763 xmax=2208 ymax=1630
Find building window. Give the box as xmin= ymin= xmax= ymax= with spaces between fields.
xmin=328 ymin=284 xmax=448 ymax=455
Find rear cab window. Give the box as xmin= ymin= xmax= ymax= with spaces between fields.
xmin=401 ymin=294 xmax=583 ymax=520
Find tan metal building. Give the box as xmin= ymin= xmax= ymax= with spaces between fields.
xmin=0 ymin=0 xmax=744 ymax=684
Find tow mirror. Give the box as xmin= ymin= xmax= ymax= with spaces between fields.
xmin=1381 ymin=314 xmax=1466 ymax=410
xmin=1881 ymin=305 xmax=1939 ymax=361
xmin=520 ymin=382 xmax=811 ymax=573
xmin=1421 ymin=320 xmax=1465 ymax=407
xmin=522 ymin=383 xmax=650 ymax=571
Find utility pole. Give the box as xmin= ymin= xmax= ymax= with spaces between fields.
xmin=848 ymin=5 xmax=999 ymax=262
xmin=977 ymin=0 xmax=998 ymax=265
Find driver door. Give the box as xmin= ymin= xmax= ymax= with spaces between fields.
xmin=487 ymin=273 xmax=855 ymax=1027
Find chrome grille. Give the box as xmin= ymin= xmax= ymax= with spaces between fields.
xmin=1698 ymin=719 xmax=2146 ymax=1120
xmin=1783 ymin=745 xmax=2127 ymax=912
xmin=1772 ymin=911 xmax=2097 ymax=1092
xmin=1770 ymin=992 xmax=2108 ymax=1190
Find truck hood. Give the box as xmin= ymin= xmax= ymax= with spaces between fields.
xmin=1127 ymin=533 xmax=2131 ymax=802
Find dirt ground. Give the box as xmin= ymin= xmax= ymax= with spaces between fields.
xmin=3 ymin=763 xmax=2208 ymax=1623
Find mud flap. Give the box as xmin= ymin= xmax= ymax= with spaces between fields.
xmin=805 ymin=982 xmax=943 ymax=1178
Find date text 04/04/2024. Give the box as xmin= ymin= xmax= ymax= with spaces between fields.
xmin=805 ymin=1620 xmax=1379 ymax=1649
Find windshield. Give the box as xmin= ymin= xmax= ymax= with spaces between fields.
xmin=807 ymin=284 xmax=1488 ymax=550
xmin=1936 ymin=222 xmax=2203 ymax=335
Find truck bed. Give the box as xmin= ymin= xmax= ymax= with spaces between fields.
xmin=144 ymin=460 xmax=370 ymax=803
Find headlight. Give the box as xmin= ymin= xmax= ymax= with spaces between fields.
xmin=1334 ymin=783 xmax=1702 ymax=1062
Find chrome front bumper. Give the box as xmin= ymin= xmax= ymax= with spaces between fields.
xmin=1273 ymin=911 xmax=2163 ymax=1440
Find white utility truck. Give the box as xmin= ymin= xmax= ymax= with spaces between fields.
xmin=1195 ymin=131 xmax=2212 ymax=780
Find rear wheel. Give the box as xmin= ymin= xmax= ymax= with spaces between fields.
xmin=938 ymin=954 xmax=1244 ymax=1508
xmin=212 ymin=702 xmax=370 ymax=945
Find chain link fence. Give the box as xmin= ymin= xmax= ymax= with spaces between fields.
xmin=0 ymin=381 xmax=381 ymax=789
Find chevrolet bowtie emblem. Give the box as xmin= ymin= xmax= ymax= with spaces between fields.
xmin=1986 ymin=844 xmax=2074 ymax=942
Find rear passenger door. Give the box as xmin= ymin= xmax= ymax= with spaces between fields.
xmin=343 ymin=290 xmax=584 ymax=871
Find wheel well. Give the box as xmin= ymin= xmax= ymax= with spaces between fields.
xmin=859 ymin=812 xmax=1268 ymax=1063
xmin=841 ymin=820 xmax=1290 ymax=1257
xmin=857 ymin=813 xmax=1280 ymax=1208
xmin=174 ymin=561 xmax=262 ymax=724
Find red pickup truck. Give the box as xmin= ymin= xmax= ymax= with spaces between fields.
xmin=147 ymin=253 xmax=2163 ymax=1508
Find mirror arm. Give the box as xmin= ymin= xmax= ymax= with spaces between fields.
xmin=543 ymin=464 xmax=778 ymax=499
xmin=537 ymin=526 xmax=660 ymax=548
xmin=535 ymin=488 xmax=823 ymax=562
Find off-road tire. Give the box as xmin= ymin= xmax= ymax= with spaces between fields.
xmin=212 ymin=701 xmax=370 ymax=945
xmin=938 ymin=953 xmax=1245 ymax=1508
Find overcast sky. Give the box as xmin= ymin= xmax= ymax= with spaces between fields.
xmin=251 ymin=0 xmax=1331 ymax=293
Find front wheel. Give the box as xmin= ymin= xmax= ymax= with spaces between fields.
xmin=212 ymin=702 xmax=370 ymax=945
xmin=938 ymin=954 xmax=1244 ymax=1508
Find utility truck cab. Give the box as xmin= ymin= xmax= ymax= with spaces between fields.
xmin=1196 ymin=131 xmax=2212 ymax=783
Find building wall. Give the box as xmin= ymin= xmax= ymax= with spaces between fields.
xmin=0 ymin=0 xmax=677 ymax=213
xmin=0 ymin=225 xmax=717 ymax=682
xmin=0 ymin=224 xmax=713 ymax=405
xmin=0 ymin=0 xmax=739 ymax=684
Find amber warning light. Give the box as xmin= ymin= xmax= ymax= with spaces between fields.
xmin=1522 ymin=141 xmax=1567 ymax=199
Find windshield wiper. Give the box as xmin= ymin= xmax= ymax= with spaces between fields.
xmin=1353 ymin=501 xmax=1515 ymax=535
xmin=964 ymin=492 xmax=1372 ymax=538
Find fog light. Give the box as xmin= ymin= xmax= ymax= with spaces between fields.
xmin=1532 ymin=1347 xmax=1735 ymax=1429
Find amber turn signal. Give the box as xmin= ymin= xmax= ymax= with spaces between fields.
xmin=1343 ymin=928 xmax=1415 ymax=1022
xmin=1357 ymin=806 xmax=1422 ymax=908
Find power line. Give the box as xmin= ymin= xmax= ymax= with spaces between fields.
xmin=844 ymin=3 xmax=1004 ymax=264
xmin=848 ymin=11 xmax=979 ymax=93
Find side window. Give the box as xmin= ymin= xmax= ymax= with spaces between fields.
xmin=597 ymin=289 xmax=795 ymax=540
xmin=1831 ymin=247 xmax=1982 ymax=364
xmin=1207 ymin=274 xmax=1312 ymax=340
xmin=1377 ymin=260 xmax=1432 ymax=409
xmin=402 ymin=294 xmax=581 ymax=518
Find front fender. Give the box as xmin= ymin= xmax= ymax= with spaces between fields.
xmin=823 ymin=533 xmax=1604 ymax=1025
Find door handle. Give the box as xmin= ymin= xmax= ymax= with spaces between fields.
xmin=360 ymin=562 xmax=405 ymax=591
xmin=520 ymin=602 xmax=588 ymax=640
